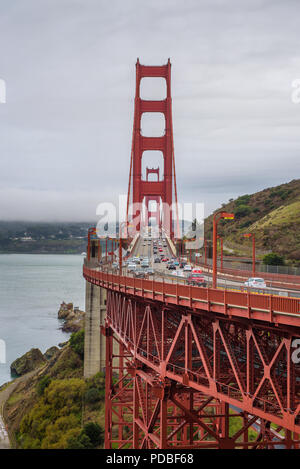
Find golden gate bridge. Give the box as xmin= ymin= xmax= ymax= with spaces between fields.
xmin=83 ymin=59 xmax=300 ymax=449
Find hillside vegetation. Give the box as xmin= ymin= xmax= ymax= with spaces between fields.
xmin=4 ymin=331 xmax=105 ymax=449
xmin=204 ymin=179 xmax=300 ymax=263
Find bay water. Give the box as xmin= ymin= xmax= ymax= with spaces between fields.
xmin=0 ymin=254 xmax=85 ymax=385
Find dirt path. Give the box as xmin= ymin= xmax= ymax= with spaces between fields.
xmin=0 ymin=370 xmax=41 ymax=449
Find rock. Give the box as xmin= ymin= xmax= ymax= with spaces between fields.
xmin=58 ymin=301 xmax=85 ymax=334
xmin=10 ymin=348 xmax=47 ymax=377
xmin=58 ymin=302 xmax=74 ymax=320
xmin=58 ymin=341 xmax=68 ymax=348
xmin=44 ymin=346 xmax=59 ymax=361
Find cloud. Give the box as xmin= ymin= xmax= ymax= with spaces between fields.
xmin=0 ymin=0 xmax=300 ymax=221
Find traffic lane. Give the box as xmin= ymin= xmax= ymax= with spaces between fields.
xmin=128 ymin=242 xmax=300 ymax=297
xmin=202 ymin=270 xmax=300 ymax=297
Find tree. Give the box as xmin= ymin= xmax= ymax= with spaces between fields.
xmin=235 ymin=194 xmax=251 ymax=206
xmin=83 ymin=422 xmax=103 ymax=447
xmin=84 ymin=387 xmax=101 ymax=404
xmin=234 ymin=204 xmax=252 ymax=219
xmin=262 ymin=253 xmax=284 ymax=266
xmin=69 ymin=329 xmax=84 ymax=358
xmin=36 ymin=375 xmax=51 ymax=396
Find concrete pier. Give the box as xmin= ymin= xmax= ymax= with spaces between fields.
xmin=84 ymin=280 xmax=107 ymax=378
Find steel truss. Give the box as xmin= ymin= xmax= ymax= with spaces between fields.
xmin=103 ymin=290 xmax=300 ymax=449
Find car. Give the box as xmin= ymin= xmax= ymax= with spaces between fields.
xmin=187 ymin=273 xmax=207 ymax=287
xmin=183 ymin=264 xmax=192 ymax=272
xmin=177 ymin=270 xmax=186 ymax=278
xmin=244 ymin=277 xmax=267 ymax=289
xmin=146 ymin=268 xmax=154 ymax=275
xmin=161 ymin=257 xmax=169 ymax=262
xmin=127 ymin=264 xmax=138 ymax=272
xmin=192 ymin=268 xmax=202 ymax=274
xmin=167 ymin=264 xmax=176 ymax=270
xmin=179 ymin=262 xmax=186 ymax=269
xmin=173 ymin=260 xmax=179 ymax=266
xmin=154 ymin=257 xmax=161 ymax=263
xmin=133 ymin=270 xmax=146 ymax=278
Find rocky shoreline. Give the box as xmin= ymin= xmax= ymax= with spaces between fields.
xmin=58 ymin=301 xmax=85 ymax=333
xmin=10 ymin=302 xmax=85 ymax=378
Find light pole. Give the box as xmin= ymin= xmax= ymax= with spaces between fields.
xmin=213 ymin=211 xmax=234 ymax=289
xmin=243 ymin=233 xmax=256 ymax=276
xmin=87 ymin=227 xmax=96 ymax=262
xmin=217 ymin=235 xmax=223 ymax=271
xmin=118 ymin=222 xmax=128 ymax=274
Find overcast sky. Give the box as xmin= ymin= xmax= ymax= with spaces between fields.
xmin=0 ymin=0 xmax=300 ymax=222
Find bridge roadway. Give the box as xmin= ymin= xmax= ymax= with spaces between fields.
xmin=126 ymin=232 xmax=300 ymax=300
xmin=85 ymin=244 xmax=300 ymax=327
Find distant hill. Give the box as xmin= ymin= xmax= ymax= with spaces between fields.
xmin=204 ymin=179 xmax=300 ymax=263
xmin=0 ymin=221 xmax=92 ymax=254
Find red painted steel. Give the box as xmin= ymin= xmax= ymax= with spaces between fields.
xmin=126 ymin=59 xmax=178 ymax=237
xmin=84 ymin=266 xmax=300 ymax=329
xmin=85 ymin=59 xmax=300 ymax=449
xmin=213 ymin=212 xmax=234 ymax=288
xmin=84 ymin=264 xmax=300 ymax=447
xmin=92 ymin=266 xmax=300 ymax=448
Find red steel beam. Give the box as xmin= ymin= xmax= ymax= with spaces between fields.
xmin=103 ymin=291 xmax=300 ymax=448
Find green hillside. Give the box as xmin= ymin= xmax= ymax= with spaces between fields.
xmin=204 ymin=179 xmax=300 ymax=263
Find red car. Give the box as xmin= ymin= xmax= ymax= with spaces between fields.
xmin=161 ymin=257 xmax=169 ymax=262
xmin=187 ymin=273 xmax=207 ymax=287
xmin=192 ymin=268 xmax=202 ymax=274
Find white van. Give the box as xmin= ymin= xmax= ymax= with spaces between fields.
xmin=127 ymin=263 xmax=138 ymax=272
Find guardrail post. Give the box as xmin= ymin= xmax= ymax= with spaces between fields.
xmin=269 ymin=295 xmax=273 ymax=323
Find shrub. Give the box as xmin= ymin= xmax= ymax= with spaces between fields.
xmin=19 ymin=378 xmax=85 ymax=448
xmin=67 ymin=432 xmax=93 ymax=449
xmin=84 ymin=388 xmax=101 ymax=404
xmin=36 ymin=375 xmax=51 ymax=396
xmin=66 ymin=423 xmax=103 ymax=449
xmin=234 ymin=205 xmax=252 ymax=218
xmin=240 ymin=221 xmax=251 ymax=229
xmin=83 ymin=422 xmax=103 ymax=447
xmin=235 ymin=195 xmax=251 ymax=206
xmin=70 ymin=329 xmax=84 ymax=358
xmin=262 ymin=253 xmax=285 ymax=266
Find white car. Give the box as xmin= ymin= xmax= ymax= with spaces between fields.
xmin=127 ymin=264 xmax=138 ymax=272
xmin=172 ymin=270 xmax=185 ymax=277
xmin=177 ymin=270 xmax=186 ymax=277
xmin=183 ymin=264 xmax=192 ymax=272
xmin=244 ymin=277 xmax=267 ymax=289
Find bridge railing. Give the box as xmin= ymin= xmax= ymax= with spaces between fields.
xmin=83 ymin=265 xmax=300 ymax=327
xmin=195 ymin=258 xmax=300 ymax=288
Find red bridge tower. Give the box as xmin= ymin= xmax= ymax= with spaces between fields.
xmin=126 ymin=59 xmax=179 ymax=238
